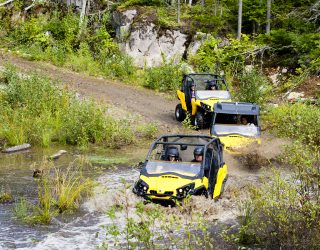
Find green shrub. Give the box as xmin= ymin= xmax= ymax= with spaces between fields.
xmin=234 ymin=69 xmax=272 ymax=106
xmin=265 ymin=103 xmax=320 ymax=146
xmin=0 ymin=68 xmax=136 ymax=148
xmin=237 ymin=144 xmax=320 ymax=249
xmin=143 ymin=60 xmax=184 ymax=91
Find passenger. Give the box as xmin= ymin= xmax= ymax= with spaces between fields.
xmin=192 ymin=146 xmax=204 ymax=162
xmin=166 ymin=147 xmax=180 ymax=162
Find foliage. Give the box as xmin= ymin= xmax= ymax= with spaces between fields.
xmin=265 ymin=103 xmax=320 ymax=146
xmin=237 ymin=144 xmax=320 ymax=249
xmin=143 ymin=59 xmax=184 ymax=91
xmin=0 ymin=68 xmax=135 ymax=148
xmin=190 ymin=35 xmax=257 ymax=75
xmin=234 ymin=69 xmax=272 ymax=106
xmin=135 ymin=123 xmax=159 ymax=139
xmin=182 ymin=112 xmax=197 ymax=130
xmin=14 ymin=158 xmax=94 ymax=225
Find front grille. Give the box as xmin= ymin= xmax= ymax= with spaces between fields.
xmin=164 ymin=191 xmax=173 ymax=195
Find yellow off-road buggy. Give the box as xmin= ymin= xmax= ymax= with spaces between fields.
xmin=175 ymin=73 xmax=231 ymax=129
xmin=210 ymin=102 xmax=261 ymax=154
xmin=132 ymin=134 xmax=228 ymax=201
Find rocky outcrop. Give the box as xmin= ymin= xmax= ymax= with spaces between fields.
xmin=112 ymin=9 xmax=209 ymax=67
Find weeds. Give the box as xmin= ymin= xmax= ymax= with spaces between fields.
xmin=182 ymin=112 xmax=197 ymax=130
xmin=265 ymin=103 xmax=320 ymax=146
xmin=0 ymin=68 xmax=136 ymax=148
xmin=236 ymin=145 xmax=320 ymax=249
xmin=14 ymin=158 xmax=94 ymax=225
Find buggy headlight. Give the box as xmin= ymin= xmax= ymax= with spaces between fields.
xmin=200 ymin=102 xmax=212 ymax=111
xmin=133 ymin=179 xmax=149 ymax=195
xmin=176 ymin=183 xmax=195 ymax=197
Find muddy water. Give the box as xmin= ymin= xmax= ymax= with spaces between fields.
xmin=0 ymin=147 xmax=140 ymax=249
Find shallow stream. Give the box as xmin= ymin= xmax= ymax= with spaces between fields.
xmin=0 ymin=147 xmax=140 ymax=249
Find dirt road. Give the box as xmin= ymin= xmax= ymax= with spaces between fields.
xmin=0 ymin=52 xmax=179 ymax=127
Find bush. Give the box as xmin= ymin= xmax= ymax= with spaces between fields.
xmin=265 ymin=103 xmax=320 ymax=146
xmin=0 ymin=68 xmax=135 ymax=147
xmin=143 ymin=60 xmax=184 ymax=91
xmin=237 ymin=144 xmax=320 ymax=249
xmin=234 ymin=69 xmax=272 ymax=106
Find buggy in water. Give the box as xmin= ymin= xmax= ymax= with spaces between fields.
xmin=133 ymin=135 xmax=228 ymax=201
xmin=210 ymin=102 xmax=261 ymax=154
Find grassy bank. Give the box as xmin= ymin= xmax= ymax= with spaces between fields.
xmin=0 ymin=67 xmax=158 ymax=148
xmin=235 ymin=103 xmax=320 ymax=249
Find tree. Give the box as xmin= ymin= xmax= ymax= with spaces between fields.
xmin=266 ymin=0 xmax=271 ymax=34
xmin=237 ymin=0 xmax=243 ymax=39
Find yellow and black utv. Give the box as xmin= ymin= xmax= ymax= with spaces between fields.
xmin=210 ymin=102 xmax=261 ymax=154
xmin=132 ymin=135 xmax=228 ymax=201
xmin=175 ymin=73 xmax=231 ymax=129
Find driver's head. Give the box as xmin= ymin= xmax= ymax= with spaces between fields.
xmin=241 ymin=116 xmax=248 ymax=125
xmin=208 ymin=80 xmax=218 ymax=90
xmin=167 ymin=147 xmax=179 ymax=161
xmin=193 ymin=146 xmax=204 ymax=162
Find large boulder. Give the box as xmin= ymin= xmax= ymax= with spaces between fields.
xmin=112 ymin=9 xmax=209 ymax=67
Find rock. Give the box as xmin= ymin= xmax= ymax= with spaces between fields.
xmin=244 ymin=65 xmax=254 ymax=72
xmin=112 ymin=9 xmax=207 ymax=67
xmin=269 ymin=73 xmax=280 ymax=86
xmin=287 ymin=92 xmax=305 ymax=101
xmin=2 ymin=143 xmax=31 ymax=153
xmin=48 ymin=150 xmax=67 ymax=160
xmin=187 ymin=32 xmax=212 ymax=57
xmin=281 ymin=68 xmax=288 ymax=73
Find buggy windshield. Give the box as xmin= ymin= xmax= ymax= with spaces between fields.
xmin=212 ymin=124 xmax=260 ymax=137
xmin=145 ymin=161 xmax=201 ymax=177
xmin=196 ymin=90 xmax=231 ymax=100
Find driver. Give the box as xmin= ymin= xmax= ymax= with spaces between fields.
xmin=207 ymin=80 xmax=218 ymax=90
xmin=192 ymin=146 xmax=204 ymax=162
xmin=167 ymin=147 xmax=180 ymax=162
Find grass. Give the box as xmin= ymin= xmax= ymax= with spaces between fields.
xmin=0 ymin=67 xmax=136 ymax=148
xmin=14 ymin=158 xmax=94 ymax=224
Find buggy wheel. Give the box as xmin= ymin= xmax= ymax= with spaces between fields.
xmin=175 ymin=104 xmax=186 ymax=121
xmin=194 ymin=111 xmax=204 ymax=129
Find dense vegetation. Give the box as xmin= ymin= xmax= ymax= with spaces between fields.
xmin=0 ymin=0 xmax=319 ymax=248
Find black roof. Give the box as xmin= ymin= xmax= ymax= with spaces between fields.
xmin=214 ymin=102 xmax=260 ymax=115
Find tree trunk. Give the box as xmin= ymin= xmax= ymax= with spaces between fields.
xmin=188 ymin=0 xmax=192 ymax=6
xmin=214 ymin=0 xmax=219 ymax=16
xmin=237 ymin=0 xmax=243 ymax=39
xmin=266 ymin=0 xmax=271 ymax=34
xmin=177 ymin=0 xmax=180 ymax=23
xmin=201 ymin=0 xmax=204 ymax=7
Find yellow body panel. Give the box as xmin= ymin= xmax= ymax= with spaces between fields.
xmin=177 ymin=90 xmax=187 ymax=111
xmin=213 ymin=164 xmax=228 ymax=198
xmin=139 ymin=164 xmax=227 ymax=200
xmin=213 ymin=134 xmax=261 ymax=155
xmin=177 ymin=90 xmax=231 ymax=114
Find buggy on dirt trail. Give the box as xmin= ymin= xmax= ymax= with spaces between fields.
xmin=210 ymin=102 xmax=261 ymax=154
xmin=132 ymin=134 xmax=228 ymax=201
xmin=175 ymin=73 xmax=231 ymax=129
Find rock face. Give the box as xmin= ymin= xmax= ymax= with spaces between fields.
xmin=112 ymin=9 xmax=208 ymax=67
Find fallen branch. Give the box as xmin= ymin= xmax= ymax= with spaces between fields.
xmin=0 ymin=0 xmax=14 ymax=7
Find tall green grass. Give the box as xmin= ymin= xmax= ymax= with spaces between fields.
xmin=14 ymin=158 xmax=94 ymax=225
xmin=265 ymin=103 xmax=320 ymax=146
xmin=0 ymin=67 xmax=135 ymax=147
